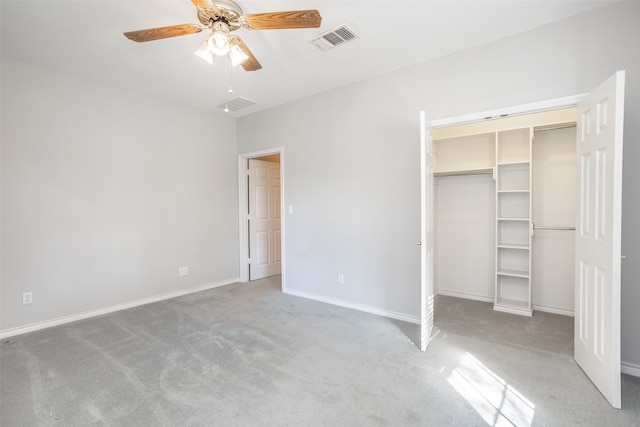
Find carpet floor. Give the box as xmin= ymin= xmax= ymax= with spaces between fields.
xmin=1 ymin=275 xmax=639 ymax=426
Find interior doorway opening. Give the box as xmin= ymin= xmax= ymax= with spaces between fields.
xmin=238 ymin=147 xmax=286 ymax=290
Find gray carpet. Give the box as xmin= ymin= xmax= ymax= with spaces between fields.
xmin=1 ymin=275 xmax=639 ymax=426
xmin=434 ymin=295 xmax=575 ymax=357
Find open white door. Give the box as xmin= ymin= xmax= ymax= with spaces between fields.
xmin=420 ymin=111 xmax=435 ymax=351
xmin=575 ymin=71 xmax=625 ymax=408
xmin=248 ymin=159 xmax=282 ymax=280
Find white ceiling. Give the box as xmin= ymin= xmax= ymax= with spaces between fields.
xmin=0 ymin=0 xmax=618 ymax=117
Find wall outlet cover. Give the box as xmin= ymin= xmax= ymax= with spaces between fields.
xmin=23 ymin=292 xmax=33 ymax=305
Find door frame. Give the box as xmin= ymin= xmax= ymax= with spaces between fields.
xmin=238 ymin=147 xmax=286 ymax=289
xmin=422 ymin=87 xmax=628 ymax=406
xmin=429 ymin=94 xmax=587 ymax=128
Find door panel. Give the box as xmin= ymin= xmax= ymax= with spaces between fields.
xmin=420 ymin=111 xmax=435 ymax=352
xmin=249 ymin=159 xmax=282 ymax=280
xmin=575 ymin=71 xmax=625 ymax=408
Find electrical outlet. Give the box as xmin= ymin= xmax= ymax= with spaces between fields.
xmin=23 ymin=292 xmax=33 ymax=305
xmin=338 ymin=274 xmax=344 ymax=284
xmin=179 ymin=266 xmax=189 ymax=277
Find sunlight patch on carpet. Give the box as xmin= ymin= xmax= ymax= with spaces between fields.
xmin=447 ymin=352 xmax=535 ymax=426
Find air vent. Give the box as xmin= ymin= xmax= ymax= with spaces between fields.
xmin=218 ymin=97 xmax=256 ymax=112
xmin=309 ymin=25 xmax=358 ymax=51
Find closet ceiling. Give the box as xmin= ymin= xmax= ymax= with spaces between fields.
xmin=0 ymin=0 xmax=618 ymax=117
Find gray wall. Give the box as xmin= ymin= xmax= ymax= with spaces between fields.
xmin=1 ymin=58 xmax=239 ymax=332
xmin=237 ymin=1 xmax=640 ymax=369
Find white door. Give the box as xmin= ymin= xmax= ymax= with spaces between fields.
xmin=248 ymin=159 xmax=282 ymax=280
xmin=575 ymin=70 xmax=625 ymax=408
xmin=420 ymin=111 xmax=435 ymax=351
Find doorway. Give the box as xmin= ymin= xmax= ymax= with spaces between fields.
xmin=248 ymin=156 xmax=281 ymax=280
xmin=238 ymin=148 xmax=286 ymax=289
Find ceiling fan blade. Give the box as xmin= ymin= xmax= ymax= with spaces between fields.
xmin=240 ymin=10 xmax=322 ymax=30
xmin=124 ymin=24 xmax=203 ymax=43
xmin=230 ymin=37 xmax=262 ymax=71
xmin=190 ymin=0 xmax=213 ymax=10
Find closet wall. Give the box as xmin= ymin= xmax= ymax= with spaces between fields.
xmin=435 ymin=174 xmax=495 ymax=301
xmin=531 ymin=126 xmax=576 ymax=314
xmin=433 ymin=109 xmax=577 ymax=315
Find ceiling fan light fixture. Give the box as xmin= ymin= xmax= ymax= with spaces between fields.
xmin=208 ymin=30 xmax=230 ymax=56
xmin=194 ymin=40 xmax=214 ymax=64
xmin=206 ymin=21 xmax=231 ymax=56
xmin=229 ymin=44 xmax=249 ymax=67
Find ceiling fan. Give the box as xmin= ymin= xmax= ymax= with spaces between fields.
xmin=124 ymin=0 xmax=322 ymax=71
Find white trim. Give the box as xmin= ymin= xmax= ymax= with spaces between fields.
xmin=436 ymin=290 xmax=494 ymax=304
xmin=237 ymin=147 xmax=286 ymax=289
xmin=533 ymin=305 xmax=574 ymax=317
xmin=0 ymin=278 xmax=239 ymax=339
xmin=419 ymin=110 xmax=428 ymax=351
xmin=621 ymin=362 xmax=640 ymax=378
xmin=237 ymin=156 xmax=249 ymax=283
xmin=435 ymin=290 xmax=575 ymax=316
xmin=285 ymin=289 xmax=420 ymax=324
xmin=430 ymin=94 xmax=587 ymax=128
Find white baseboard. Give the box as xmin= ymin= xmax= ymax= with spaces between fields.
xmin=284 ymin=289 xmax=420 ymax=325
xmin=532 ymin=305 xmax=574 ymax=317
xmin=436 ymin=291 xmax=575 ymax=317
xmin=436 ymin=290 xmax=494 ymax=303
xmin=0 ymin=278 xmax=239 ymax=339
xmin=622 ymin=361 xmax=640 ymax=378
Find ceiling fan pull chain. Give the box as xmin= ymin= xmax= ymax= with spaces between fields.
xmin=223 ymin=54 xmax=232 ymax=112
xmin=226 ymin=52 xmax=233 ymax=95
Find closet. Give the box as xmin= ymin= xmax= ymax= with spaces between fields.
xmin=432 ymin=108 xmax=577 ymax=317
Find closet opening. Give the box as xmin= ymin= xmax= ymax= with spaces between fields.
xmin=421 ymin=71 xmax=626 ymax=408
xmin=431 ymin=108 xmax=577 ymax=319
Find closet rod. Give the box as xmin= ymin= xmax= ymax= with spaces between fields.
xmin=434 ymin=170 xmax=493 ymax=177
xmin=534 ymin=124 xmax=577 ymax=133
xmin=533 ymin=225 xmax=576 ymax=231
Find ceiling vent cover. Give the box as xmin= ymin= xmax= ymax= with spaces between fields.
xmin=218 ymin=97 xmax=256 ymax=112
xmin=309 ymin=25 xmax=358 ymax=51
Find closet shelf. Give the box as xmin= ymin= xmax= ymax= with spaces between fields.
xmin=497 ymin=243 xmax=529 ymax=250
xmin=497 ymin=217 xmax=530 ymax=221
xmin=433 ymin=167 xmax=494 ymax=177
xmin=494 ymin=300 xmax=533 ymax=317
xmin=497 ymin=269 xmax=530 ymax=278
xmin=497 ymin=189 xmax=530 ymax=194
xmin=497 ymin=160 xmax=530 ymax=166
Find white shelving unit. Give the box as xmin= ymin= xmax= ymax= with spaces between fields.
xmin=494 ymin=128 xmax=533 ymax=316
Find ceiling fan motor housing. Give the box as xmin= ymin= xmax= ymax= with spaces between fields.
xmin=197 ymin=0 xmax=243 ymax=31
